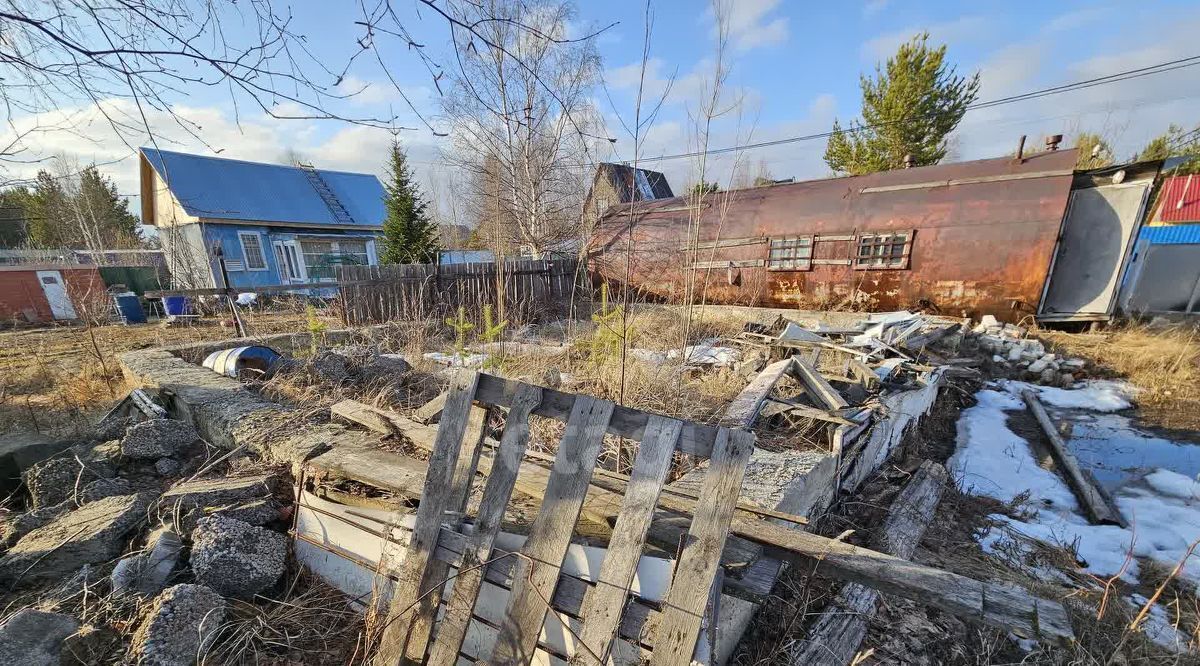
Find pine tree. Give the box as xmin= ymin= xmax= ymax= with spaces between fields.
xmin=1074 ymin=132 xmax=1115 ymax=170
xmin=824 ymin=33 xmax=979 ymax=175
xmin=380 ymin=140 xmax=439 ymax=264
xmin=1138 ymin=124 xmax=1200 ymax=174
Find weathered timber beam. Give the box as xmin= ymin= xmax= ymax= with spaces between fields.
xmin=788 ymin=357 xmax=850 ymax=410
xmin=1022 ymin=390 xmax=1126 ymax=527
xmin=721 ymin=358 xmax=792 ymax=429
xmin=789 ymin=461 xmax=948 ymax=665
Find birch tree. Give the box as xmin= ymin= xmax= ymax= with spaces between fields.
xmin=441 ymin=0 xmax=603 ymax=258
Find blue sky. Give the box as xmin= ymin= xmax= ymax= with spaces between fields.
xmin=9 ymin=0 xmax=1200 ymax=217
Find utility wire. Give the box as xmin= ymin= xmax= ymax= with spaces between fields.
xmin=616 ymin=54 xmax=1200 ymax=165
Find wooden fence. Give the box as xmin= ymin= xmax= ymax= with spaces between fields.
xmin=336 ymin=258 xmax=581 ymax=326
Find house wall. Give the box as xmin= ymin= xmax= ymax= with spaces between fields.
xmin=200 ymin=223 xmax=381 ymax=289
xmin=0 ymin=266 xmax=107 ymax=323
xmin=591 ymin=150 xmax=1078 ymax=321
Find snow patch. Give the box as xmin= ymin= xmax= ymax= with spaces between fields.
xmin=1022 ymin=379 xmax=1137 ymax=412
xmin=667 ymin=345 xmax=739 ymax=367
xmin=424 ymin=352 xmax=488 ymax=368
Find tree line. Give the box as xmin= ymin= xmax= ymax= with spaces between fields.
xmin=0 ymin=164 xmax=141 ymax=250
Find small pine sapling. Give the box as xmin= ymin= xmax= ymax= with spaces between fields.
xmin=306 ymin=304 xmax=328 ymax=356
xmin=480 ymin=304 xmax=509 ymax=370
xmin=445 ymin=306 xmax=475 ymax=361
xmin=590 ymin=283 xmax=628 ymax=361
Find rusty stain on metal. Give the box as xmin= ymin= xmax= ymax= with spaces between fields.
xmin=590 ymin=150 xmax=1079 ymax=321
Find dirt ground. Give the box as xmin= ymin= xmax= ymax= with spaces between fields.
xmin=0 ymin=309 xmax=338 ymax=437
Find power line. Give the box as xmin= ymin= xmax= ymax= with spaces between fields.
xmin=619 ymin=54 xmax=1200 ymax=166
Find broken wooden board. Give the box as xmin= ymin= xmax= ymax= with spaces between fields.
xmin=790 ymin=461 xmax=948 ymax=665
xmin=1022 ymin=390 xmax=1126 ymax=527
xmin=788 ymin=357 xmax=850 ymax=410
xmin=412 ymin=391 xmax=447 ymax=424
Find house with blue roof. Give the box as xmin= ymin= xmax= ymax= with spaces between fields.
xmin=139 ymin=147 xmax=385 ymax=290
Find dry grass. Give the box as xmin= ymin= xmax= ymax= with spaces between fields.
xmin=1040 ymin=322 xmax=1200 ymax=430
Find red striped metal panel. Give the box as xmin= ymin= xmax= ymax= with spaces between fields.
xmin=1154 ymin=175 xmax=1200 ymax=223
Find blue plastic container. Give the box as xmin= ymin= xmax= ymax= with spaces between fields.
xmin=113 ymin=292 xmax=146 ymax=324
xmin=163 ymin=295 xmax=189 ymax=316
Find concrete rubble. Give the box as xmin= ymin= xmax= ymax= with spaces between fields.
xmin=158 ymin=473 xmax=279 ymax=532
xmin=120 ymin=418 xmax=202 ymax=459
xmin=129 ymin=584 xmax=226 ymax=666
xmin=0 ymin=608 xmax=80 ymax=666
xmin=112 ymin=526 xmax=182 ymax=596
xmin=190 ymin=515 xmax=286 ymax=598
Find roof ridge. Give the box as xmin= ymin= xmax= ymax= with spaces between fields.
xmin=140 ymin=146 xmax=379 ymax=179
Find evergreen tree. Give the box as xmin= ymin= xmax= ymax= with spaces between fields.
xmin=1138 ymin=124 xmax=1200 ymax=174
xmin=824 ymin=33 xmax=980 ymax=175
xmin=25 ymin=166 xmax=140 ymax=249
xmin=0 ymin=186 xmax=36 ymax=248
xmin=379 ymin=140 xmax=439 ymax=264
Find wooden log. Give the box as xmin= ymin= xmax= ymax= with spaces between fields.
xmin=326 ymin=400 xmax=1074 ymax=643
xmin=789 ymin=461 xmax=948 ymax=665
xmin=1022 ymin=390 xmax=1126 ymax=527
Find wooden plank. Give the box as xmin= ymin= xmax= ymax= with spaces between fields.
xmin=473 ymin=372 xmax=721 ymax=458
xmin=652 ymin=429 xmax=755 ymax=666
xmin=721 ymin=358 xmax=791 ymax=429
xmin=847 ymin=359 xmax=880 ymax=390
xmin=760 ymin=399 xmax=856 ymax=426
xmin=789 ymin=461 xmax=947 ymax=665
xmin=574 ymin=416 xmax=682 ymax=664
xmin=789 ymin=357 xmax=850 ymax=410
xmin=427 ymin=384 xmax=543 ymax=665
xmin=329 ymin=398 xmax=808 ymax=530
xmin=676 ymin=236 xmax=767 ymax=251
xmin=372 ymin=369 xmax=480 ymax=666
xmin=687 ymin=259 xmax=765 ymax=270
xmin=1022 ymin=390 xmax=1126 ymax=527
xmin=448 ymin=405 xmax=489 ymax=518
xmin=490 ymin=396 xmax=616 ymax=664
xmin=413 ymin=392 xmax=448 ymax=424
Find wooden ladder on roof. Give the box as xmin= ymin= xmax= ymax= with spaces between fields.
xmin=298 ymin=163 xmax=356 ymax=225
xmin=371 ymin=369 xmax=755 ymax=665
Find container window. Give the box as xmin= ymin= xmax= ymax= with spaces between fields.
xmin=854 ymin=231 xmax=912 ymax=270
xmin=238 ymin=232 xmax=268 ymax=270
xmin=767 ymin=236 xmax=813 ymax=270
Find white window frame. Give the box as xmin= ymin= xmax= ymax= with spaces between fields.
xmin=297 ymin=235 xmax=378 ymax=282
xmin=237 ymin=231 xmax=269 ymax=271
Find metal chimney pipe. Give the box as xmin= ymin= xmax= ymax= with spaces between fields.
xmin=1015 ymin=135 xmax=1026 ymax=162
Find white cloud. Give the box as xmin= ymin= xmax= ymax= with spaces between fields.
xmin=717 ymin=0 xmax=790 ymax=52
xmin=863 ymin=0 xmax=890 ymax=19
xmin=860 ymin=16 xmax=986 ymax=62
xmin=1041 ymin=7 xmax=1111 ymax=34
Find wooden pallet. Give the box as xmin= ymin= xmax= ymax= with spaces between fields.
xmin=372 ymin=369 xmax=756 ymax=665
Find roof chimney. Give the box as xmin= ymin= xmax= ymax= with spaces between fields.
xmin=903 ymin=154 xmax=915 ymax=169
xmin=1045 ymin=134 xmax=1063 ymax=151
xmin=1015 ymin=135 xmax=1027 ymax=163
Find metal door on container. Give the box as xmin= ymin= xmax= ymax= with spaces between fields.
xmin=1039 ymin=182 xmax=1151 ymax=318
xmin=35 ymin=270 xmax=77 ymax=320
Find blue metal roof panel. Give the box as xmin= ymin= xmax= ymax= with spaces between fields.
xmin=141 ymin=148 xmax=385 ymax=226
xmin=1139 ymin=224 xmax=1200 ymax=245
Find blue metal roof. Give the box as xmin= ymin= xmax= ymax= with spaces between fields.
xmin=141 ymin=147 xmax=385 ymax=226
xmin=1139 ymin=224 xmax=1200 ymax=245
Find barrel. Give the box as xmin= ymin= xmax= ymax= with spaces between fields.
xmin=113 ymin=292 xmax=146 ymax=324
xmin=202 ymin=346 xmax=281 ymax=379
xmin=163 ymin=295 xmax=189 ymax=316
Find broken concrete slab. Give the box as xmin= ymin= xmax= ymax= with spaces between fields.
xmin=93 ymin=415 xmax=133 ymax=443
xmin=120 ymin=419 xmax=202 ymax=460
xmin=190 ymin=515 xmax=286 ymax=598
xmin=129 ymin=584 xmax=225 ymax=666
xmin=0 ymin=501 xmax=69 ymax=549
xmin=0 ymin=432 xmax=77 ymax=500
xmin=79 ymin=478 xmax=139 ymax=504
xmin=0 ymin=608 xmax=79 ymax=665
xmin=23 ymin=457 xmax=106 ymax=510
xmin=154 ymin=458 xmax=181 ymax=477
xmin=159 ymin=474 xmax=275 ymax=528
xmin=0 ymin=493 xmax=153 ymax=586
xmin=111 ymin=527 xmax=182 ymax=596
